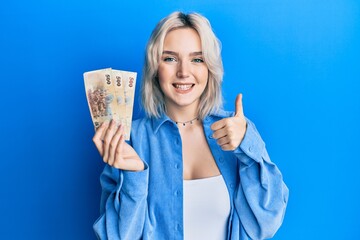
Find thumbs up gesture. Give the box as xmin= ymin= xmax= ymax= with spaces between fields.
xmin=211 ymin=94 xmax=247 ymax=151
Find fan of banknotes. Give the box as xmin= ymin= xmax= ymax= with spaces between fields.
xmin=83 ymin=68 xmax=137 ymax=140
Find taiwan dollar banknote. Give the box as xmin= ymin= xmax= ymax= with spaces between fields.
xmin=84 ymin=68 xmax=137 ymax=140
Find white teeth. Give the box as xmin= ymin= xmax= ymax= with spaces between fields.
xmin=174 ymin=84 xmax=193 ymax=90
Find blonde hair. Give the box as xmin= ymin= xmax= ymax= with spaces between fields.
xmin=141 ymin=11 xmax=223 ymax=119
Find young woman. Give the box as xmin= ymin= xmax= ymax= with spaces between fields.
xmin=92 ymin=11 xmax=289 ymax=240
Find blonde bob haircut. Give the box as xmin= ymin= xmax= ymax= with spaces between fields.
xmin=141 ymin=11 xmax=224 ymax=119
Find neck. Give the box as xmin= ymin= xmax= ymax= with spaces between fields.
xmin=165 ymin=101 xmax=199 ymax=123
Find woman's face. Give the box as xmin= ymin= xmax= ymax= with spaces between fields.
xmin=157 ymin=27 xmax=209 ymax=113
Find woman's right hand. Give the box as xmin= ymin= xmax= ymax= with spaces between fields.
xmin=92 ymin=120 xmax=145 ymax=171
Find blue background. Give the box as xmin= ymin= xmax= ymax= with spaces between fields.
xmin=1 ymin=0 xmax=359 ymax=239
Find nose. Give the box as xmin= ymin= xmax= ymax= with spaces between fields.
xmin=176 ymin=60 xmax=190 ymax=78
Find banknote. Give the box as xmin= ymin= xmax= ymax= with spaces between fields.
xmin=111 ymin=69 xmax=127 ymax=138
xmin=84 ymin=68 xmax=118 ymax=130
xmin=84 ymin=68 xmax=136 ymax=140
xmin=123 ymin=71 xmax=137 ymax=140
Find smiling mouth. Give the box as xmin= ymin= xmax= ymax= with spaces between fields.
xmin=172 ymin=84 xmax=195 ymax=91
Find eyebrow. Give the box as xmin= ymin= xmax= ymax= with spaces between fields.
xmin=162 ymin=50 xmax=203 ymax=56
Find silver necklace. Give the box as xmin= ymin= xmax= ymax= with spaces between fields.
xmin=175 ymin=116 xmax=199 ymax=126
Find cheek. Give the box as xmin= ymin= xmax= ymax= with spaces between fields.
xmin=157 ymin=73 xmax=167 ymax=90
xmin=157 ymin=64 xmax=172 ymax=83
xmin=158 ymin=79 xmax=167 ymax=93
xmin=157 ymin=69 xmax=169 ymax=92
xmin=196 ymin=68 xmax=209 ymax=83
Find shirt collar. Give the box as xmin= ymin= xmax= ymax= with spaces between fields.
xmin=151 ymin=113 xmax=173 ymax=134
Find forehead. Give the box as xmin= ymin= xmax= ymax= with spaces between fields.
xmin=163 ymin=27 xmax=202 ymax=52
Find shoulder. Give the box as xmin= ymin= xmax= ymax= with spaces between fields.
xmin=132 ymin=117 xmax=151 ymax=128
xmin=131 ymin=117 xmax=152 ymax=135
xmin=214 ymin=109 xmax=235 ymax=118
xmin=206 ymin=109 xmax=234 ymax=122
xmin=207 ymin=109 xmax=257 ymax=126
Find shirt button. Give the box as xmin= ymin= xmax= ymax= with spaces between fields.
xmin=174 ymin=190 xmax=180 ymax=196
xmin=218 ymin=157 xmax=224 ymax=163
xmin=174 ymin=163 xmax=179 ymax=169
xmin=208 ymin=134 xmax=213 ymax=139
xmin=249 ymin=146 xmax=253 ymax=152
xmin=230 ymin=183 xmax=235 ymax=189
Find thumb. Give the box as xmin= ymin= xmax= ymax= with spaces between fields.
xmin=235 ymin=93 xmax=244 ymax=117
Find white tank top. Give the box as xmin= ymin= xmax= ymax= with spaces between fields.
xmin=183 ymin=175 xmax=230 ymax=240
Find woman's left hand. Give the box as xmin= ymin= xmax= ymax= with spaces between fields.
xmin=211 ymin=94 xmax=247 ymax=151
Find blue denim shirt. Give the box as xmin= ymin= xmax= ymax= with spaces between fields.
xmin=93 ymin=110 xmax=289 ymax=240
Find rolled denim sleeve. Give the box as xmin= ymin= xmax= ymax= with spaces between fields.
xmin=233 ymin=119 xmax=289 ymax=240
xmin=93 ymin=163 xmax=149 ymax=240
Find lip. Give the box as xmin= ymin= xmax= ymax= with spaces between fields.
xmin=172 ymin=83 xmax=195 ymax=94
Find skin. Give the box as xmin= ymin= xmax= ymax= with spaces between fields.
xmin=92 ymin=27 xmax=247 ymax=177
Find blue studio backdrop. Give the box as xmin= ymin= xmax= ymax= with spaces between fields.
xmin=1 ymin=1 xmax=359 ymax=239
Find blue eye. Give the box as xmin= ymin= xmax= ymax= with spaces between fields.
xmin=163 ymin=57 xmax=177 ymax=62
xmin=192 ymin=58 xmax=204 ymax=63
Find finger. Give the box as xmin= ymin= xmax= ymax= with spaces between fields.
xmin=217 ymin=136 xmax=230 ymax=146
xmin=119 ymin=124 xmax=126 ymax=147
xmin=212 ymin=127 xmax=228 ymax=140
xmin=103 ymin=120 xmax=117 ymax=163
xmin=114 ymin=125 xmax=125 ymax=167
xmin=220 ymin=143 xmax=236 ymax=151
xmin=92 ymin=121 xmax=110 ymax=156
xmin=210 ymin=118 xmax=227 ymax=131
xmin=235 ymin=93 xmax=244 ymax=117
xmin=107 ymin=124 xmax=123 ymax=166
xmin=93 ymin=120 xmax=109 ymax=142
